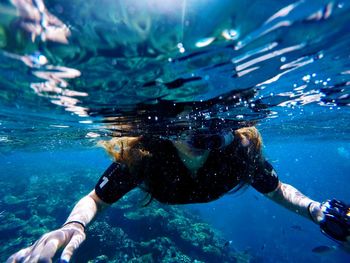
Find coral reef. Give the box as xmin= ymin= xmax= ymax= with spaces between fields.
xmin=0 ymin=169 xmax=251 ymax=262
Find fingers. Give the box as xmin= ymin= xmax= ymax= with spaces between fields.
xmin=60 ymin=231 xmax=86 ymax=263
xmin=6 ymin=247 xmax=31 ymax=263
xmin=24 ymin=233 xmax=62 ymax=263
xmin=36 ymin=239 xmax=60 ymax=262
xmin=7 ymin=236 xmax=50 ymax=263
xmin=7 ymin=230 xmax=65 ymax=263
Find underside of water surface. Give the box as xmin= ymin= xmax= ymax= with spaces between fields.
xmin=0 ymin=0 xmax=349 ymax=149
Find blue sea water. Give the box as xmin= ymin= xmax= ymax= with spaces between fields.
xmin=1 ymin=0 xmax=350 ymax=262
xmin=189 ymin=138 xmax=350 ymax=263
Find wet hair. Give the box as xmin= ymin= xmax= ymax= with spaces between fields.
xmin=234 ymin=127 xmax=263 ymax=156
xmin=97 ymin=136 xmax=150 ymax=175
xmin=235 ymin=127 xmax=266 ymax=192
xmin=99 ymin=127 xmax=262 ymax=161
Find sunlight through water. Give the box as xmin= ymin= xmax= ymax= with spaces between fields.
xmin=0 ymin=0 xmax=350 ymax=150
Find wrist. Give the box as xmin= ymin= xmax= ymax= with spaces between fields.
xmin=62 ymin=220 xmax=86 ymax=231
xmin=308 ymin=201 xmax=324 ymax=224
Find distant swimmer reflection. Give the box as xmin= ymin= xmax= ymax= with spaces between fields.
xmin=7 ymin=126 xmax=350 ymax=262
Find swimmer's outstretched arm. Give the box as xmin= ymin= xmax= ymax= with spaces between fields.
xmin=250 ymin=160 xmax=324 ymax=224
xmin=7 ymin=190 xmax=108 ymax=263
xmin=253 ymin=160 xmax=350 ymax=246
xmin=266 ymin=181 xmax=324 ymax=224
xmin=7 ymin=162 xmax=138 ymax=263
xmin=267 ymin=182 xmax=350 ymax=247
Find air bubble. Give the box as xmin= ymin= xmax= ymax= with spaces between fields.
xmin=195 ymin=37 xmax=215 ymax=48
xmin=302 ymin=75 xmax=311 ymax=82
xmin=177 ymin=43 xmax=185 ymax=53
xmin=222 ymin=29 xmax=239 ymax=40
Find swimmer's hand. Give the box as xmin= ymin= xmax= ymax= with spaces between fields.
xmin=318 ymin=199 xmax=350 ymax=250
xmin=7 ymin=222 xmax=85 ymax=263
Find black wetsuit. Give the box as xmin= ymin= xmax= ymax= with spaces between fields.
xmin=95 ymin=135 xmax=279 ymax=205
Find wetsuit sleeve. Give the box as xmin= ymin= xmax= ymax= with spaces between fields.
xmin=250 ymin=160 xmax=279 ymax=194
xmin=95 ymin=162 xmax=141 ymax=204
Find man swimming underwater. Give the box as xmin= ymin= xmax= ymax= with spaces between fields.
xmin=7 ymin=127 xmax=350 ymax=262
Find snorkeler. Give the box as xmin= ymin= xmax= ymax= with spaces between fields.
xmin=7 ymin=127 xmax=350 ymax=263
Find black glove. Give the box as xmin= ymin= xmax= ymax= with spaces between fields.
xmin=319 ymin=199 xmax=350 ymax=244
